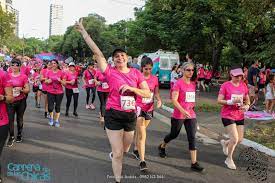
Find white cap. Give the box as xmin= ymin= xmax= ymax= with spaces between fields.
xmin=69 ymin=62 xmax=75 ymax=67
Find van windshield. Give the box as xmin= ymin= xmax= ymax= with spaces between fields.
xmin=170 ymin=58 xmax=178 ymax=68
xmin=159 ymin=57 xmax=169 ymax=69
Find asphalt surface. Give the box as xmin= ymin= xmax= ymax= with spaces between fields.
xmin=1 ymin=88 xmax=274 ymax=183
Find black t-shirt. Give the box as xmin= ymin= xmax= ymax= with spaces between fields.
xmin=248 ymin=66 xmax=259 ymax=86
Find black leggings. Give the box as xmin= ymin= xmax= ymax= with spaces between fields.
xmin=86 ymin=87 xmax=96 ymax=104
xmin=47 ymin=93 xmax=64 ymax=113
xmin=0 ymin=124 xmax=8 ymax=176
xmin=164 ymin=118 xmax=197 ymax=150
xmin=7 ymin=98 xmax=27 ymax=137
xmin=65 ymin=88 xmax=79 ymax=113
xmin=97 ymin=91 xmax=109 ymax=117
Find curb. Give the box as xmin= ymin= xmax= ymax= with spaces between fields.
xmin=160 ymin=104 xmax=275 ymax=157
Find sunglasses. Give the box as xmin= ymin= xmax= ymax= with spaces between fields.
xmin=11 ymin=63 xmax=20 ymax=67
xmin=144 ymin=68 xmax=152 ymax=71
xmin=185 ymin=69 xmax=194 ymax=72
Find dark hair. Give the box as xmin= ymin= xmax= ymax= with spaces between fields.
xmin=10 ymin=58 xmax=21 ymax=66
xmin=87 ymin=61 xmax=95 ymax=66
xmin=187 ymin=53 xmax=193 ymax=60
xmin=112 ymin=48 xmax=126 ymax=57
xmin=267 ymin=74 xmax=275 ymax=84
xmin=141 ymin=57 xmax=153 ymax=72
xmin=172 ymin=65 xmax=178 ymax=71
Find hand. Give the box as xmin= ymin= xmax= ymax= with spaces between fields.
xmin=182 ymin=110 xmax=191 ymax=119
xmin=157 ymin=100 xmax=162 ymax=108
xmin=119 ymin=84 xmax=134 ymax=94
xmin=0 ymin=95 xmax=4 ymax=101
xmin=75 ymin=18 xmax=86 ymax=34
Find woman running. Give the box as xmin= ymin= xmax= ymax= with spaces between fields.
xmin=158 ymin=62 xmax=205 ymax=172
xmin=133 ymin=56 xmax=162 ymax=171
xmin=76 ymin=18 xmax=150 ymax=183
xmin=45 ymin=60 xmax=65 ymax=127
xmin=218 ymin=67 xmax=250 ymax=170
xmin=82 ymin=62 xmax=97 ymax=110
xmin=95 ymin=68 xmax=110 ymax=124
xmin=40 ymin=61 xmax=52 ymax=118
xmin=197 ymin=64 xmax=206 ymax=92
xmin=64 ymin=62 xmax=79 ymax=117
xmin=31 ymin=65 xmax=42 ymax=108
xmin=7 ymin=58 xmax=30 ymax=147
xmin=0 ymin=70 xmax=13 ymax=183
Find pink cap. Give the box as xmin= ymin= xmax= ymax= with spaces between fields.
xmin=230 ymin=68 xmax=244 ymax=76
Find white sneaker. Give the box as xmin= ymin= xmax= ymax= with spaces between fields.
xmin=225 ymin=158 xmax=236 ymax=170
xmin=220 ymin=140 xmax=228 ymax=156
xmin=109 ymin=152 xmax=113 ymax=160
xmin=90 ymin=104 xmax=95 ymax=110
xmin=86 ymin=104 xmax=90 ymax=109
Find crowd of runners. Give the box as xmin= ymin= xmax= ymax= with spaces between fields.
xmin=0 ymin=18 xmax=274 ymax=183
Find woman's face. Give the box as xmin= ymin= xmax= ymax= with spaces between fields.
xmin=11 ymin=62 xmax=20 ymax=72
xmin=88 ymin=65 xmax=94 ymax=70
xmin=51 ymin=61 xmax=58 ymax=69
xmin=183 ymin=65 xmax=194 ymax=79
xmin=113 ymin=52 xmax=128 ymax=68
xmin=231 ymin=75 xmax=243 ymax=83
xmin=69 ymin=66 xmax=75 ymax=72
xmin=142 ymin=64 xmax=153 ymax=75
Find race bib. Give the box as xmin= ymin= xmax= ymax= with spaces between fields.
xmin=142 ymin=92 xmax=154 ymax=104
xmin=88 ymin=79 xmax=94 ymax=85
xmin=185 ymin=92 xmax=195 ymax=102
xmin=13 ymin=88 xmax=21 ymax=97
xmin=120 ymin=96 xmax=136 ymax=110
xmin=39 ymin=84 xmax=43 ymax=90
xmin=102 ymin=82 xmax=109 ymax=89
xmin=231 ymin=94 xmax=243 ymax=106
xmin=72 ymin=88 xmax=80 ymax=93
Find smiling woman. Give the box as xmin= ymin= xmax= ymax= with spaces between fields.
xmin=75 ymin=18 xmax=150 ymax=183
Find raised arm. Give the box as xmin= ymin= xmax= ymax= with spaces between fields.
xmin=75 ymin=19 xmax=107 ymax=72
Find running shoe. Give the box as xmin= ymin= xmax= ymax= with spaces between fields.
xmin=225 ymin=158 xmax=236 ymax=170
xmin=7 ymin=136 xmax=15 ymax=147
xmin=139 ymin=161 xmax=148 ymax=171
xmin=16 ymin=135 xmax=22 ymax=143
xmin=86 ymin=104 xmax=90 ymax=109
xmin=132 ymin=150 xmax=140 ymax=160
xmin=37 ymin=104 xmax=41 ymax=108
xmin=73 ymin=112 xmax=78 ymax=117
xmin=48 ymin=118 xmax=54 ymax=126
xmin=109 ymin=152 xmax=113 ymax=160
xmin=191 ymin=162 xmax=205 ymax=172
xmin=90 ymin=104 xmax=95 ymax=110
xmin=0 ymin=177 xmax=2 ymax=183
xmin=44 ymin=112 xmax=48 ymax=118
xmin=158 ymin=144 xmax=167 ymax=158
xmin=65 ymin=112 xmax=69 ymax=117
xmin=220 ymin=140 xmax=228 ymax=156
xmin=55 ymin=121 xmax=60 ymax=128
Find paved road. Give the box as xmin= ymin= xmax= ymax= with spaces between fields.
xmin=1 ymin=88 xmax=274 ymax=183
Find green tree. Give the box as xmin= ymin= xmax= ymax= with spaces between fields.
xmin=0 ymin=6 xmax=15 ymax=46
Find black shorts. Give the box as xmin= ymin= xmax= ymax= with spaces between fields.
xmin=258 ymin=84 xmax=265 ymax=89
xmin=222 ymin=118 xmax=244 ymax=127
xmin=42 ymin=90 xmax=47 ymax=94
xmin=105 ymin=108 xmax=136 ymax=132
xmin=204 ymin=79 xmax=211 ymax=85
xmin=198 ymin=78 xmax=204 ymax=81
xmin=33 ymin=86 xmax=41 ymax=93
xmin=138 ymin=111 xmax=153 ymax=120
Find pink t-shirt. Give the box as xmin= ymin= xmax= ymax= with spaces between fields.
xmin=136 ymin=75 xmax=158 ymax=112
xmin=8 ymin=73 xmax=28 ymax=102
xmin=83 ymin=69 xmax=97 ymax=88
xmin=259 ymin=72 xmax=266 ymax=84
xmin=46 ymin=70 xmax=64 ymax=94
xmin=0 ymin=71 xmax=11 ymax=126
xmin=198 ymin=68 xmax=205 ymax=79
xmin=103 ymin=65 xmax=145 ymax=112
xmin=63 ymin=71 xmax=78 ymax=89
xmin=40 ymin=68 xmax=49 ymax=91
xmin=32 ymin=72 xmax=41 ymax=87
xmin=172 ymin=79 xmax=196 ymax=119
xmin=20 ymin=65 xmax=31 ymax=77
xmin=219 ymin=81 xmax=249 ymax=120
xmin=95 ymin=69 xmax=110 ymax=92
xmin=205 ymin=70 xmax=212 ymax=79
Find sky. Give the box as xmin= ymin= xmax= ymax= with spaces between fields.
xmin=13 ymin=0 xmax=145 ymax=39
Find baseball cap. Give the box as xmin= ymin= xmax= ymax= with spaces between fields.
xmin=69 ymin=62 xmax=76 ymax=67
xmin=112 ymin=48 xmax=126 ymax=57
xmin=230 ymin=68 xmax=244 ymax=76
